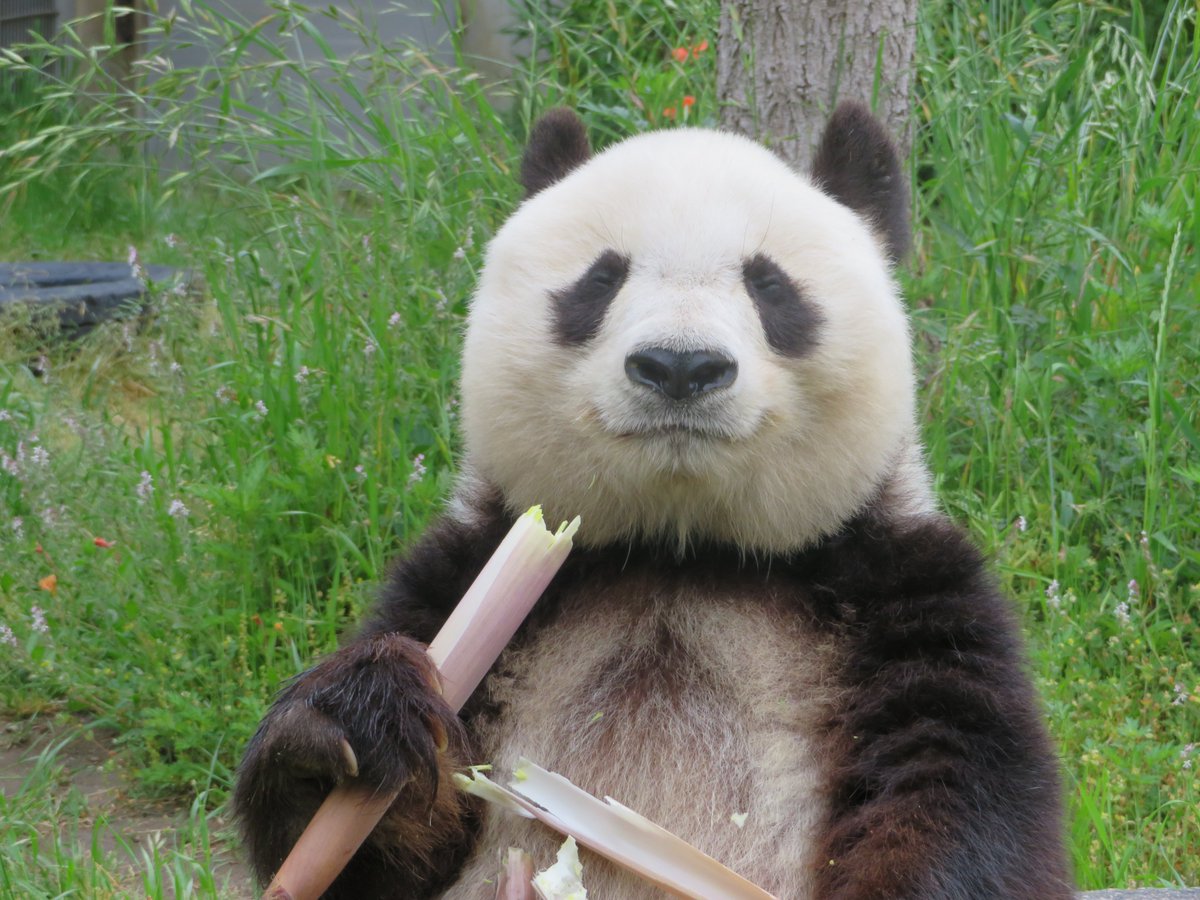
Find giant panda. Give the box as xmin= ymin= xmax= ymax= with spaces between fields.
xmin=234 ymin=104 xmax=1073 ymax=899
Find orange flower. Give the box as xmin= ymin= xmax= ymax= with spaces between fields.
xmin=692 ymin=39 xmax=709 ymax=57
xmin=682 ymin=95 xmax=696 ymax=108
xmin=39 ymin=573 xmax=57 ymax=594
xmin=93 ymin=536 xmax=115 ymax=549
xmin=671 ymin=46 xmax=688 ymax=63
xmin=663 ymin=107 xmax=677 ymax=119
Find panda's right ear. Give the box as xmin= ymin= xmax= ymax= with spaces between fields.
xmin=811 ymin=101 xmax=910 ymax=263
xmin=520 ymin=108 xmax=592 ymax=199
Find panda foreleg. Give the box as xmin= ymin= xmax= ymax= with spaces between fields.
xmin=233 ymin=507 xmax=512 ymax=899
xmin=809 ymin=523 xmax=1072 ymax=899
xmin=232 ymin=633 xmax=476 ymax=898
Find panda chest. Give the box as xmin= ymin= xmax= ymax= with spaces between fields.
xmin=476 ymin=585 xmax=838 ymax=892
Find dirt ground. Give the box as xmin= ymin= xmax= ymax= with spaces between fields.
xmin=0 ymin=715 xmax=255 ymax=898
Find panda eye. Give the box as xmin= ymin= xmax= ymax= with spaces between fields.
xmin=588 ymin=260 xmax=622 ymax=288
xmin=552 ymin=249 xmax=631 ymax=346
xmin=742 ymin=253 xmax=824 ymax=357
xmin=743 ymin=257 xmax=788 ymax=301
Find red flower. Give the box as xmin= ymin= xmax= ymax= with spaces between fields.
xmin=682 ymin=95 xmax=696 ymax=108
xmin=671 ymin=46 xmax=688 ymax=63
xmin=692 ymin=39 xmax=709 ymax=57
xmin=93 ymin=536 xmax=115 ymax=549
xmin=663 ymin=107 xmax=677 ymax=119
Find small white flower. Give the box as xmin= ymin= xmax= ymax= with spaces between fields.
xmin=0 ymin=409 xmax=11 ymax=422
xmin=128 ymin=245 xmax=144 ymax=282
xmin=164 ymin=233 xmax=179 ymax=249
xmin=361 ymin=234 xmax=374 ymax=264
xmin=1015 ymin=515 xmax=1027 ymax=533
xmin=452 ymin=246 xmax=466 ymax=260
xmin=1 ymin=453 xmax=18 ymax=477
xmin=169 ymin=361 xmax=183 ymax=375
xmin=168 ymin=499 xmax=190 ymax=519
xmin=31 ymin=446 xmax=49 ymax=466
xmin=407 ymin=453 xmax=427 ymax=487
xmin=136 ymin=470 xmax=154 ymax=503
xmin=1172 ymin=683 xmax=1189 ymax=706
xmin=1127 ymin=579 xmax=1140 ymax=602
xmin=0 ymin=623 xmax=15 ymax=648
xmin=10 ymin=517 xmax=23 ymax=538
xmin=295 ymin=365 xmax=312 ymax=384
xmin=363 ymin=338 xmax=378 ymax=358
xmin=31 ymin=606 xmax=48 ymax=635
xmin=354 ymin=464 xmax=366 ymax=479
xmin=254 ymin=400 xmax=269 ymax=418
xmin=215 ymin=385 xmax=234 ymax=404
xmin=387 ymin=312 xmax=402 ymax=329
xmin=1045 ymin=579 xmax=1061 ymax=611
xmin=1114 ymin=601 xmax=1131 ymax=627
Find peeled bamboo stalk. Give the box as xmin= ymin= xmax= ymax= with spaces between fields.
xmin=459 ymin=762 xmax=777 ymax=900
xmin=263 ymin=508 xmax=580 ymax=900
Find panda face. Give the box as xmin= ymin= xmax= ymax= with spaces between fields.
xmin=461 ymin=117 xmax=927 ymax=553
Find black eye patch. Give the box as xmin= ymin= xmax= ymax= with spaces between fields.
xmin=742 ymin=254 xmax=823 ymax=357
xmin=552 ymin=249 xmax=630 ymax=346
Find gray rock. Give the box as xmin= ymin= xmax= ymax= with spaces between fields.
xmin=0 ymin=261 xmax=187 ymax=334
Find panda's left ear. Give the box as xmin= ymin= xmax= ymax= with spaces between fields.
xmin=520 ymin=108 xmax=592 ymax=199
xmin=811 ymin=101 xmax=910 ymax=263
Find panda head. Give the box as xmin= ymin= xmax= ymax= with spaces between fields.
xmin=460 ymin=104 xmax=932 ymax=554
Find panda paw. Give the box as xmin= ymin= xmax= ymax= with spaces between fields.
xmin=232 ymin=633 xmax=467 ymax=880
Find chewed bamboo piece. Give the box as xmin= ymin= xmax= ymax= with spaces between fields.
xmin=263 ymin=507 xmax=580 ymax=900
xmin=457 ymin=761 xmax=777 ymax=900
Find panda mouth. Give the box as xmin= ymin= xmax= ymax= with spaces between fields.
xmin=610 ymin=409 xmax=742 ymax=441
xmin=587 ymin=400 xmax=749 ymax=442
xmin=617 ymin=422 xmax=725 ymax=439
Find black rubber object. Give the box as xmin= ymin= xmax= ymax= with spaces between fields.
xmin=0 ymin=261 xmax=186 ymax=331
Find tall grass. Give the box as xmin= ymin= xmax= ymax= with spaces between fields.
xmin=0 ymin=0 xmax=1197 ymax=893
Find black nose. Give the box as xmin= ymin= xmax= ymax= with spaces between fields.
xmin=624 ymin=347 xmax=738 ymax=401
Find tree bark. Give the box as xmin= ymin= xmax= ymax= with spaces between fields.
xmin=717 ymin=0 xmax=917 ymax=170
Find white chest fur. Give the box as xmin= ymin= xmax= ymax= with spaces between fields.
xmin=442 ymin=584 xmax=840 ymax=899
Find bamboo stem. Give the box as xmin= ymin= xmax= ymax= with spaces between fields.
xmin=496 ymin=848 xmax=537 ymax=900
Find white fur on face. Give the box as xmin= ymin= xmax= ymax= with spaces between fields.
xmin=461 ymin=128 xmax=929 ymax=553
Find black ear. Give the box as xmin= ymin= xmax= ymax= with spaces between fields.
xmin=520 ymin=108 xmax=592 ymax=199
xmin=811 ymin=101 xmax=910 ymax=263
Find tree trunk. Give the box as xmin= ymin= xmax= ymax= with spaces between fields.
xmin=717 ymin=0 xmax=917 ymax=170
